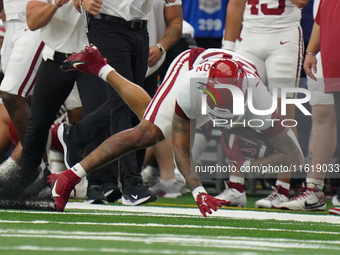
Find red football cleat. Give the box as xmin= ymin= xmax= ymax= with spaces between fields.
xmin=48 ymin=170 xmax=81 ymax=212
xmin=61 ymin=44 xmax=107 ymax=76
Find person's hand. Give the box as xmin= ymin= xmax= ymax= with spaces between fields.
xmin=196 ymin=193 xmax=223 ymax=217
xmin=54 ymin=0 xmax=71 ymax=7
xmin=304 ymin=54 xmax=317 ymax=81
xmin=196 ymin=193 xmax=230 ymax=217
xmin=80 ymin=0 xmax=103 ymax=15
xmin=222 ymin=136 xmax=247 ymax=170
xmin=148 ymin=45 xmax=162 ymax=68
xmin=72 ymin=0 xmax=81 ymax=13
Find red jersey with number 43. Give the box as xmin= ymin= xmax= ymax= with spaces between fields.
xmin=243 ymin=0 xmax=301 ymax=32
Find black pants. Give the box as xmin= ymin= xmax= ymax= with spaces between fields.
xmin=69 ymin=18 xmax=149 ymax=187
xmin=20 ymin=56 xmax=108 ymax=177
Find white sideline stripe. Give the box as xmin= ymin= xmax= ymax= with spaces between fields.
xmin=0 ymin=246 xmax=235 ymax=255
xmin=1 ymin=220 xmax=339 ymax=235
xmin=3 ymin=210 xmax=340 ymax=227
xmin=1 ymin=230 xmax=340 ymax=252
xmin=65 ymin=202 xmax=340 ymax=224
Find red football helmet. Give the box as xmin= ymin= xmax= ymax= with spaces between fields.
xmin=204 ymin=59 xmax=248 ymax=128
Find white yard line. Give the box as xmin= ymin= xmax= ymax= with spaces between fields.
xmin=0 ymin=245 xmax=248 ymax=255
xmin=0 ymin=220 xmax=339 ymax=235
xmin=0 ymin=230 xmax=340 ymax=252
xmin=64 ymin=202 xmax=340 ymax=224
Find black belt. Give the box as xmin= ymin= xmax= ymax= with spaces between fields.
xmin=53 ymin=51 xmax=73 ymax=63
xmin=92 ymin=14 xmax=147 ymax=29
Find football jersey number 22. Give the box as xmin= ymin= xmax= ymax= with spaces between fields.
xmin=248 ymin=0 xmax=285 ymax=15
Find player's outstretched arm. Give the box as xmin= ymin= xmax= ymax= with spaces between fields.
xmin=61 ymin=45 xmax=151 ymax=120
xmin=171 ymin=111 xmax=229 ymax=217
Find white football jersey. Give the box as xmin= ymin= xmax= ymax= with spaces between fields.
xmin=176 ymin=49 xmax=275 ymax=131
xmin=243 ymin=0 xmax=301 ymax=32
xmin=3 ymin=0 xmax=28 ymax=21
xmin=100 ymin=0 xmax=153 ymax=20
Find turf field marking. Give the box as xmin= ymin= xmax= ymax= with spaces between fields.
xmin=0 ymin=220 xmax=339 ymax=235
xmin=0 ymin=245 xmax=239 ymax=254
xmin=2 ymin=229 xmax=340 ymax=245
xmin=1 ymin=230 xmax=340 ymax=252
xmin=3 ymin=210 xmax=340 ymax=227
xmin=67 ymin=203 xmax=340 ymax=224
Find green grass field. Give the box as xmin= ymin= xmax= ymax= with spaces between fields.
xmin=0 ymin=195 xmax=339 ymax=255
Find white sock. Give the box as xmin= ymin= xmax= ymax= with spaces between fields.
xmin=98 ymin=64 xmax=115 ymax=82
xmin=229 ymin=175 xmax=245 ymax=185
xmin=276 ymin=180 xmax=290 ymax=190
xmin=71 ymin=163 xmax=87 ymax=178
xmin=0 ymin=157 xmax=20 ymax=171
xmin=160 ymin=178 xmax=176 ymax=187
xmin=306 ymin=178 xmax=324 ymax=191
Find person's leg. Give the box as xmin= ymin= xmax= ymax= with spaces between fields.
xmin=307 ymin=104 xmax=336 ymax=185
xmin=20 ymin=59 xmax=76 ymax=183
xmin=49 ymin=120 xmax=163 ymax=211
xmin=0 ymin=22 xmax=43 ymax=144
xmin=265 ymin=27 xmax=304 ymax=138
xmin=76 ymin=73 xmax=120 ymax=203
xmin=0 ymin=103 xmax=11 ymax=158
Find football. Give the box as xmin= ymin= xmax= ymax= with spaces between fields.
xmin=221 ymin=127 xmax=274 ymax=160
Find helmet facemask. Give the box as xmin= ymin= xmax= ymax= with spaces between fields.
xmin=203 ymin=59 xmax=248 ymax=128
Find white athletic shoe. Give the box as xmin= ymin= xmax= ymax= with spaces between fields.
xmin=215 ymin=182 xmax=246 ymax=207
xmin=279 ymin=187 xmax=326 ymax=211
xmin=149 ymin=178 xmax=187 ymax=198
xmin=255 ymin=185 xmax=289 ymax=209
xmin=332 ymin=195 xmax=340 ymax=206
xmin=329 ymin=207 xmax=340 ymax=215
xmin=141 ymin=165 xmax=160 ymax=188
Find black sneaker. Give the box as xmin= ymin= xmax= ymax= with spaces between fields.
xmin=23 ymin=166 xmax=52 ymax=199
xmin=122 ymin=183 xmax=157 ymax=206
xmin=102 ymin=181 xmax=122 ymax=203
xmin=0 ymin=166 xmax=50 ymax=200
xmin=58 ymin=123 xmax=82 ymax=169
xmin=85 ymin=184 xmax=108 ymax=204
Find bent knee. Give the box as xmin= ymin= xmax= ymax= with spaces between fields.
xmin=134 ymin=120 xmax=164 ymax=147
xmin=1 ymin=92 xmax=26 ymax=105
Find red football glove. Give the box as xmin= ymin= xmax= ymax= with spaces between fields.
xmin=221 ymin=135 xmax=248 ymax=170
xmin=196 ymin=193 xmax=230 ymax=217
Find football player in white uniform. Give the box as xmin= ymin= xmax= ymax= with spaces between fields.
xmin=222 ymin=0 xmax=309 ymax=137
xmin=48 ymin=46 xmax=303 ymax=216
xmin=0 ymin=0 xmax=43 ymax=173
